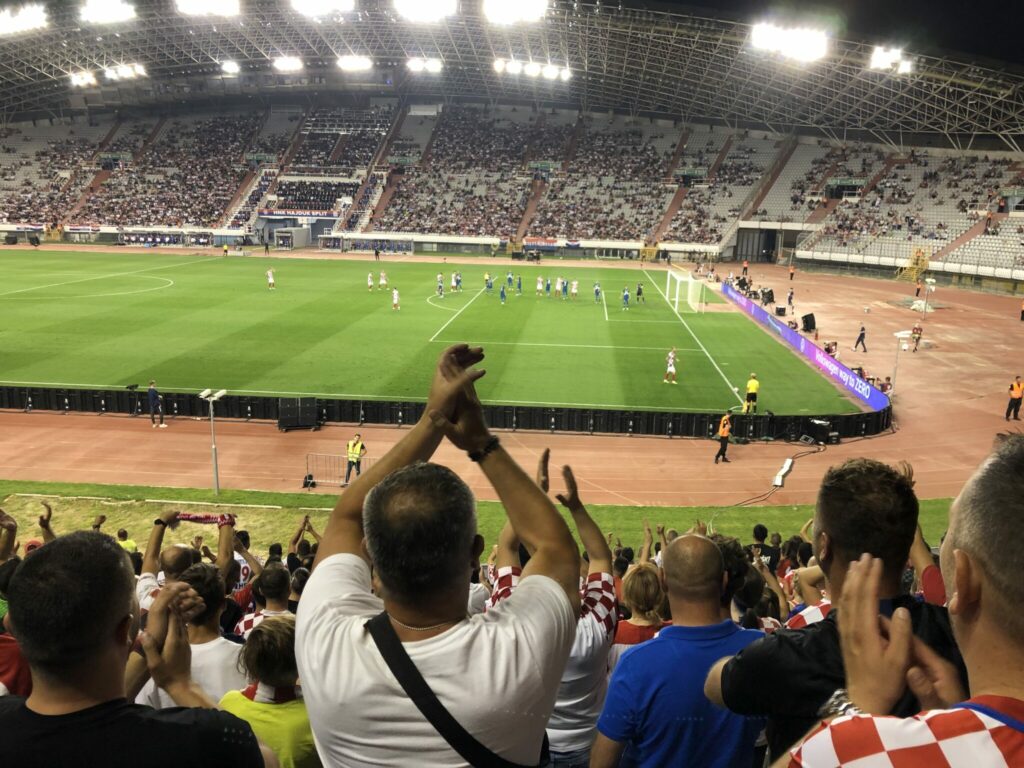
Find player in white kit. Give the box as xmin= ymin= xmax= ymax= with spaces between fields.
xmin=392 ymin=287 xmax=400 ymax=311
xmin=536 ymin=276 xmax=544 ymax=296
xmin=664 ymin=347 xmax=678 ymax=384
xmin=367 ymin=272 xmax=374 ymax=292
xmin=570 ymin=279 xmax=578 ymax=300
xmin=266 ymin=269 xmax=275 ymax=290
xmin=379 ymin=271 xmax=388 ymax=291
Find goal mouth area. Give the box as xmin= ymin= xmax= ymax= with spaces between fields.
xmin=666 ymin=267 xmax=707 ymax=314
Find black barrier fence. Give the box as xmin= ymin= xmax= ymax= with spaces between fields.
xmin=0 ymin=386 xmax=892 ymax=440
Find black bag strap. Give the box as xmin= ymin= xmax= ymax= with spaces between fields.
xmin=365 ymin=612 xmax=548 ymax=768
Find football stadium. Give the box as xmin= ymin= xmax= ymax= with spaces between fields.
xmin=0 ymin=1 xmax=1022 ymax=765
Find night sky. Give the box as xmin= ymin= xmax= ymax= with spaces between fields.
xmin=657 ymin=0 xmax=1024 ymax=67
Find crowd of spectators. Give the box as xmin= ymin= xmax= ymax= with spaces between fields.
xmin=2 ymin=344 xmax=1019 ymax=767
xmin=72 ymin=114 xmax=261 ymax=228
xmin=0 ymin=127 xmax=104 ymax=228
xmin=272 ymin=180 xmax=360 ymax=212
xmin=229 ymin=170 xmax=277 ymax=229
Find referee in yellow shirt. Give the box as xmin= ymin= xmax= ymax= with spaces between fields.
xmin=743 ymin=373 xmax=760 ymax=414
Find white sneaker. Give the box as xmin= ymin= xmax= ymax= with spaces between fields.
xmin=159 ymin=424 xmax=168 ymax=429
xmin=151 ymin=424 xmax=157 ymax=428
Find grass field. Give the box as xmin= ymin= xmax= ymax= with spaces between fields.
xmin=0 ymin=250 xmax=859 ymax=415
xmin=0 ymin=479 xmax=953 ymax=553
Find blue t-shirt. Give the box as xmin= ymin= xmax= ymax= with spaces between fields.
xmin=597 ymin=621 xmax=765 ymax=768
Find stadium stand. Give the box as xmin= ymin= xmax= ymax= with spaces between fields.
xmin=71 ymin=113 xmax=261 ymax=228
xmin=272 ymin=180 xmax=361 ymax=213
xmin=0 ymin=118 xmax=113 ymax=228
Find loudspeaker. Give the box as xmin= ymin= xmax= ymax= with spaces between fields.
xmin=801 ymin=313 xmax=816 ymax=332
xmin=4 ymin=235 xmax=17 ymax=245
xmin=302 ymin=473 xmax=317 ymax=489
xmin=775 ymin=307 xmax=787 ymax=317
xmin=28 ymin=235 xmax=39 ymax=246
xmin=278 ymin=397 xmax=319 ymax=431
xmin=763 ymin=289 xmax=775 ymax=304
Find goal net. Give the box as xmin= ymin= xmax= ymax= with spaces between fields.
xmin=666 ymin=269 xmax=706 ymax=314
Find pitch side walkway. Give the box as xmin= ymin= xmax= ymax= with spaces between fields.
xmin=0 ymin=258 xmax=1015 ymax=506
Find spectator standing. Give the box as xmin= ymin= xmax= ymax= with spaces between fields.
xmin=221 ymin=615 xmax=321 ymax=768
xmin=785 ymin=435 xmax=1024 ymax=767
xmin=235 ymin=565 xmax=293 ymax=639
xmin=0 ymin=532 xmax=276 ymax=766
xmin=751 ymin=524 xmax=781 ymax=573
xmin=704 ymin=458 xmax=965 ymax=760
xmin=607 ymin=563 xmax=667 ymax=674
xmin=1005 ymin=376 xmax=1022 ymax=421
xmin=295 ymin=345 xmax=580 ymax=767
xmin=591 ymin=535 xmax=765 ymax=768
xmin=116 ymin=528 xmax=138 ymax=553
xmin=136 ymin=563 xmax=247 ymax=710
xmin=148 ymin=380 xmax=166 ymax=428
xmin=343 ymin=433 xmax=367 ymax=486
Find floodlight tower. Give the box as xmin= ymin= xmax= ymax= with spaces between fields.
xmin=198 ymin=388 xmax=227 ymax=494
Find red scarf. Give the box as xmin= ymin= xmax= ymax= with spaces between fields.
xmin=241 ymin=682 xmax=300 ymax=704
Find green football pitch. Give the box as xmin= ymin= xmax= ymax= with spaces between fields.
xmin=0 ymin=250 xmax=859 ymax=415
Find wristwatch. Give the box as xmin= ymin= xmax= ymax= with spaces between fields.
xmin=468 ymin=436 xmax=500 ymax=463
xmin=153 ymin=518 xmax=167 ymax=527
xmin=818 ymin=689 xmax=863 ymax=720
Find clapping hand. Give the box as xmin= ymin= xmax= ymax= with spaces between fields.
xmin=555 ymin=466 xmax=583 ymax=513
xmin=38 ymin=502 xmax=53 ymax=531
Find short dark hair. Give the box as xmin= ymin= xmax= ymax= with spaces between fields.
xmin=268 ymin=543 xmax=283 ymax=558
xmin=179 ymin=563 xmax=225 ymax=627
xmin=612 ymin=556 xmax=629 ymax=578
xmin=117 ymin=529 xmax=128 ymax=540
xmin=953 ymin=433 xmax=1024 ymax=641
xmin=257 ymin=565 xmax=290 ymax=601
xmin=296 ymin=539 xmax=311 ymax=557
xmin=236 ymin=530 xmax=251 ymax=550
xmin=752 ymin=524 xmax=768 ymax=542
xmin=291 ymin=567 xmax=310 ymax=596
xmin=8 ymin=532 xmax=134 ymax=673
xmin=620 ymin=547 xmax=635 ymax=564
xmin=816 ymin=458 xmax=918 ymax=574
xmin=710 ymin=533 xmax=749 ymax=608
xmin=363 ymin=462 xmax=477 ymax=601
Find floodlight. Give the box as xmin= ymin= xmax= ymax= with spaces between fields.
xmin=337 ymin=55 xmax=372 ymax=72
xmin=393 ymin=0 xmax=455 ymax=23
xmin=0 ymin=3 xmax=47 ymax=35
xmin=132 ymin=63 xmax=146 ymax=76
xmin=213 ymin=389 xmax=228 ymax=400
xmin=116 ymin=64 xmax=133 ymax=78
xmin=175 ymin=0 xmax=239 ymax=17
xmin=221 ymin=60 xmax=240 ymax=74
xmin=560 ymin=67 xmax=571 ymax=81
xmin=424 ymin=58 xmax=443 ymax=73
xmin=524 ymin=61 xmax=541 ymax=77
xmin=505 ymin=59 xmax=523 ymax=75
xmin=751 ymin=23 xmax=828 ymax=63
xmin=870 ymin=46 xmax=902 ymax=70
xmin=483 ymin=0 xmax=546 ymax=24
xmin=70 ymin=70 xmax=98 ymax=87
xmin=198 ymin=388 xmax=212 ymax=399
xmin=273 ymin=56 xmax=304 ymax=72
xmin=290 ymin=0 xmax=354 ymax=16
xmin=542 ymin=63 xmax=559 ymax=79
xmin=493 ymin=58 xmax=506 ymax=73
xmin=897 ymin=59 xmax=913 ymax=75
xmin=80 ymin=0 xmax=136 ymax=24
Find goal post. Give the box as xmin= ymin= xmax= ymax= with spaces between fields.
xmin=666 ymin=268 xmax=706 ymax=314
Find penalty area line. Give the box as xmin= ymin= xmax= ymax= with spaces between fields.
xmin=428 ymin=287 xmax=486 ymax=342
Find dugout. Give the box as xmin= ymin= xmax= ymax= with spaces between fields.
xmin=274 ymin=227 xmax=311 ymax=250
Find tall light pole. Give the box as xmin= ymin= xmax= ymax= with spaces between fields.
xmin=198 ymin=389 xmax=227 ymax=494
xmin=892 ymin=331 xmax=912 ymax=394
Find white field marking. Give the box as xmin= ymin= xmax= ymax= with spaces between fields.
xmin=0 ymin=380 xmax=720 ymax=412
xmin=606 ymin=318 xmax=681 ymax=324
xmin=643 ymin=268 xmax=743 ymax=405
xmin=426 ymin=294 xmax=458 ymax=312
xmin=601 ymin=287 xmax=609 ymax=321
xmin=428 ymin=287 xmax=486 ymax=342
xmin=0 ymin=257 xmax=215 ymax=298
xmin=0 ymin=275 xmax=175 ymax=300
xmin=430 ymin=339 xmax=700 ymax=353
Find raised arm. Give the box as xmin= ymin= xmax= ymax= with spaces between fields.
xmin=0 ymin=510 xmax=17 ymax=564
xmin=639 ymin=519 xmax=654 ymax=565
xmin=215 ymin=515 xmax=237 ymax=583
xmin=142 ymin=510 xmax=179 ymax=576
xmin=495 ymin=520 xmax=521 ymax=569
xmin=314 ymin=344 xmax=485 ymax=567
xmin=556 ymin=465 xmax=612 ymax=575
xmin=304 ymin=519 xmax=322 ymax=543
xmin=38 ymin=502 xmax=56 ymax=544
xmin=287 ymin=516 xmax=308 ymax=554
xmin=233 ymin=534 xmax=263 ymax=580
xmin=429 ymin=380 xmax=581 ymax=611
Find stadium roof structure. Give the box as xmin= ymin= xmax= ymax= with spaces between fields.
xmin=2 ymin=0 xmax=1023 ymax=150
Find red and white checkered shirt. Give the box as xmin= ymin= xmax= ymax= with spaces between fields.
xmin=579 ymin=572 xmax=617 ymax=635
xmin=486 ymin=565 xmax=521 ymax=609
xmin=788 ymin=696 xmax=1024 ymax=767
xmin=786 ymin=599 xmax=833 ymax=630
xmin=233 ymin=609 xmax=290 ymax=639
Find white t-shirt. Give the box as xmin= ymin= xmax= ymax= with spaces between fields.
xmin=295 ymin=554 xmax=576 ymax=767
xmin=136 ymin=637 xmax=247 ymax=710
xmin=136 ymin=571 xmax=160 ymax=612
xmin=392 ymin=289 xmax=399 ymax=303
xmin=467 ymin=582 xmax=489 ymax=616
